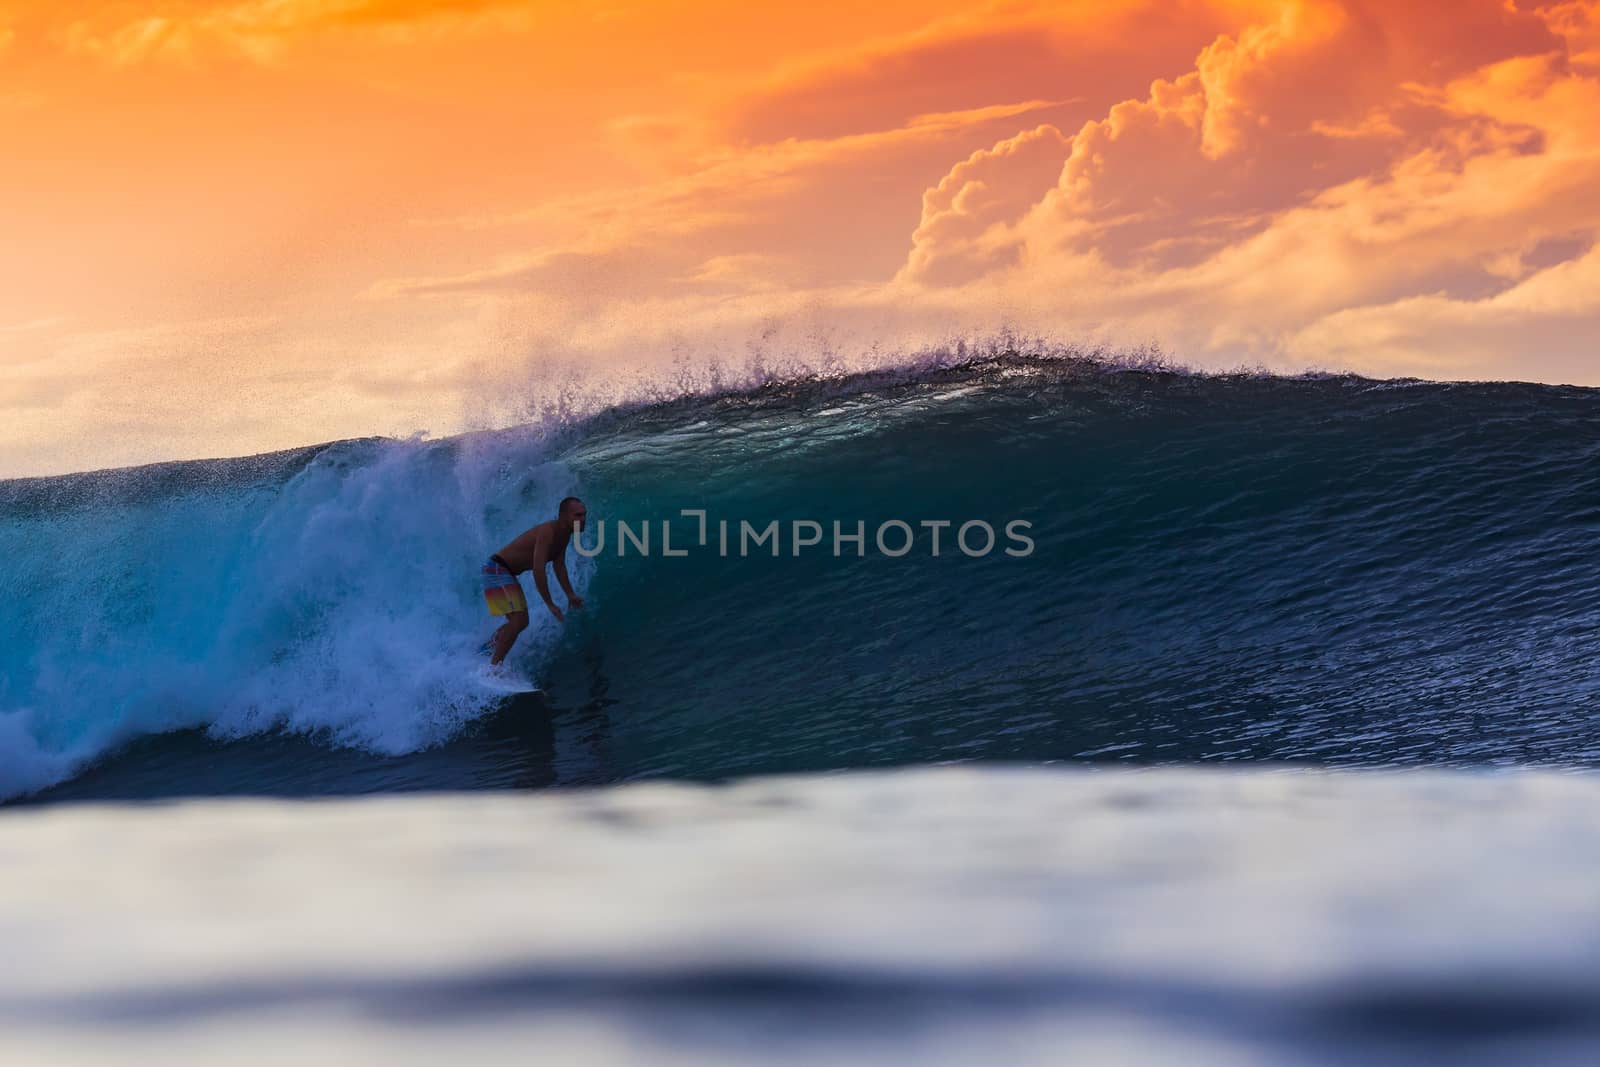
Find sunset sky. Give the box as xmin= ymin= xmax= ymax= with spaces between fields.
xmin=3 ymin=0 xmax=1599 ymax=475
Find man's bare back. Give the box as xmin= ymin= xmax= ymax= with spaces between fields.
xmin=481 ymin=496 xmax=587 ymax=666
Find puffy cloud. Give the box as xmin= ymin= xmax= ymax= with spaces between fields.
xmin=387 ymin=0 xmax=1600 ymax=386
xmin=883 ymin=0 xmax=1598 ymax=375
xmin=1029 ymin=0 xmax=1559 ymax=265
xmin=1192 ymin=51 xmax=1600 ymax=312
xmin=899 ymin=124 xmax=1070 ymax=285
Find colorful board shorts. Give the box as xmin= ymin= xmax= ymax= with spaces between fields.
xmin=482 ymin=558 xmax=529 ymax=616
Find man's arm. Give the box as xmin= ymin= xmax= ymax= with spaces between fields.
xmin=530 ymin=529 xmax=563 ymax=623
xmin=551 ymin=554 xmax=584 ymax=608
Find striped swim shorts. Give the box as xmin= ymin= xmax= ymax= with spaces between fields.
xmin=482 ymin=558 xmax=529 ymax=616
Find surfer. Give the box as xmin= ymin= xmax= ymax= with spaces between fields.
xmin=481 ymin=496 xmax=587 ymax=666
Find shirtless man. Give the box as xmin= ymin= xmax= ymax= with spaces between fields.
xmin=480 ymin=496 xmax=587 ymax=666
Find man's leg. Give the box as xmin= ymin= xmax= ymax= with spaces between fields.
xmin=490 ymin=610 xmax=529 ymax=666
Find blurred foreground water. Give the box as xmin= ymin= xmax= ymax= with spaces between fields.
xmin=4 ymin=765 xmax=1600 ymax=1065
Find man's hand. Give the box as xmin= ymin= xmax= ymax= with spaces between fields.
xmin=568 ymin=595 xmax=586 ymax=611
xmin=546 ymin=602 xmax=565 ymax=624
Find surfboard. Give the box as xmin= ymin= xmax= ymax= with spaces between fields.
xmin=473 ymin=668 xmax=542 ymax=696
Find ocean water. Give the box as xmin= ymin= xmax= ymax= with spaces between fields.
xmin=5 ymin=768 xmax=1600 ymax=1065
xmin=6 ymin=353 xmax=1600 ymax=800
xmin=4 ymin=352 xmax=1600 ymax=1062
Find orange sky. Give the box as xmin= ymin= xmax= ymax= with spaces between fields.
xmin=3 ymin=0 xmax=1599 ymax=475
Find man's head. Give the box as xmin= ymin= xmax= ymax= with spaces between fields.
xmin=558 ymin=496 xmax=587 ymax=530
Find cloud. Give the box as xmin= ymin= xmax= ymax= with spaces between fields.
xmin=1543 ymin=0 xmax=1600 ymax=70
xmin=382 ymin=99 xmax=1073 ymax=300
xmin=0 ymin=310 xmax=491 ymax=476
xmin=1027 ymin=1 xmax=1558 ymax=264
xmin=61 ymin=0 xmax=528 ymax=65
xmin=1285 ymin=241 xmax=1600 ymax=382
xmin=0 ymin=316 xmax=62 ymax=335
xmin=1173 ymin=47 xmax=1600 ymax=340
xmin=682 ymin=254 xmax=794 ymax=290
xmin=18 ymin=0 xmax=1600 ymax=476
xmin=717 ymin=1 xmax=1261 ymax=146
xmin=899 ymin=123 xmax=1071 ymax=285
xmin=373 ymin=0 xmax=1600 ymax=390
xmin=866 ymin=0 xmax=1596 ymax=372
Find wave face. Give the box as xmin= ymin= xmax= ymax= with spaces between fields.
xmin=6 ymin=355 xmax=1600 ymax=800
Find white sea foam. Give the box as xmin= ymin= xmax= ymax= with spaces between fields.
xmin=0 ymin=432 xmax=588 ymax=800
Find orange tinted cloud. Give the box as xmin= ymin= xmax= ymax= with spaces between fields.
xmin=5 ymin=0 xmax=1600 ymax=476
xmin=61 ymin=0 xmax=536 ymax=64
xmin=722 ymin=1 xmax=1238 ymax=145
xmin=900 ymin=124 xmax=1071 ymax=285
xmin=909 ymin=0 xmax=1566 ymax=277
xmin=884 ymin=0 xmax=1597 ymax=372
xmin=381 ymin=99 xmax=1075 ymax=300
xmin=1286 ymin=242 xmax=1600 ymax=383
